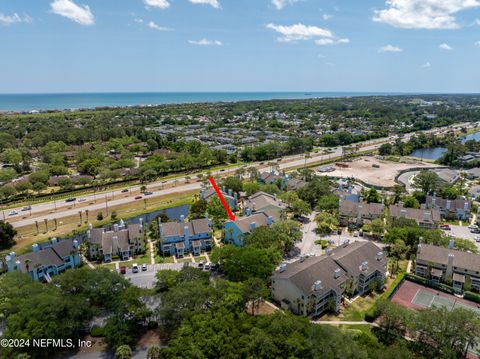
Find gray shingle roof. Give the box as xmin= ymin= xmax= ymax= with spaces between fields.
xmin=417 ymin=244 xmax=480 ymax=273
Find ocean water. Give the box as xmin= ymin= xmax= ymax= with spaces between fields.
xmin=0 ymin=92 xmax=402 ymax=112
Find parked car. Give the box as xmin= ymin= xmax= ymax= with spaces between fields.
xmin=65 ymin=198 xmax=76 ymax=203
xmin=471 ymin=228 xmax=480 ymax=234
xmin=468 ymin=224 xmax=479 ymax=230
xmin=21 ymin=206 xmax=31 ymax=211
xmin=210 ymin=263 xmax=219 ymax=271
xmin=78 ymin=198 xmax=86 ymax=202
xmin=132 ymin=264 xmax=139 ymax=273
xmin=204 ymin=263 xmax=211 ymax=270
xmin=8 ymin=210 xmax=18 ymax=216
xmin=198 ymin=260 xmax=205 ymax=268
xmin=134 ymin=196 xmax=143 ymax=200
xmin=121 ymin=189 xmax=129 ymax=193
xmin=474 ymin=236 xmax=480 ymax=243
xmin=440 ymin=224 xmax=451 ymax=230
xmin=120 ymin=266 xmax=126 ymax=274
xmin=141 ymin=264 xmax=147 ymax=271
xmin=144 ymin=192 xmax=153 ymax=196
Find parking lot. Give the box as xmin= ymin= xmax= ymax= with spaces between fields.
xmin=121 ymin=263 xmax=191 ymax=289
xmin=447 ymin=225 xmax=480 ymax=251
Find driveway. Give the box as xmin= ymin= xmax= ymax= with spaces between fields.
xmin=121 ymin=263 xmax=190 ymax=289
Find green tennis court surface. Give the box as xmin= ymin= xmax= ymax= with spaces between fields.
xmin=412 ymin=289 xmax=480 ymax=314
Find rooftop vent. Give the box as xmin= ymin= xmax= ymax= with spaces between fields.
xmin=334 ymin=268 xmax=341 ymax=279
xmin=360 ymin=261 xmax=369 ymax=272
xmin=279 ymin=263 xmax=287 ymax=272
xmin=313 ymin=280 xmax=322 ymax=291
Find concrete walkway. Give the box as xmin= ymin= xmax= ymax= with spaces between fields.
xmin=406 ymin=260 xmax=412 ymax=274
xmin=81 ymin=254 xmax=95 ymax=269
xmin=148 ymin=239 xmax=155 ymax=265
xmin=312 ymin=320 xmax=378 ymax=326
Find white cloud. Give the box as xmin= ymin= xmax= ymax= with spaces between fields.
xmin=439 ymin=42 xmax=453 ymax=50
xmin=422 ymin=61 xmax=432 ymax=68
xmin=322 ymin=14 xmax=334 ymax=20
xmin=50 ymin=0 xmax=94 ymax=25
xmin=315 ymin=38 xmax=350 ymax=46
xmin=147 ymin=21 xmax=171 ymax=31
xmin=266 ymin=23 xmax=349 ymax=46
xmin=373 ymin=0 xmax=480 ymax=29
xmin=476 ymin=18 xmax=480 ymax=24
xmin=475 ymin=41 xmax=480 ymax=47
xmin=272 ymin=0 xmax=300 ymax=10
xmin=144 ymin=0 xmax=170 ymax=9
xmin=188 ymin=38 xmax=222 ymax=46
xmin=0 ymin=12 xmax=32 ymax=26
xmin=379 ymin=44 xmax=403 ymax=52
xmin=189 ymin=0 xmax=221 ymax=9
xmin=134 ymin=18 xmax=144 ymax=23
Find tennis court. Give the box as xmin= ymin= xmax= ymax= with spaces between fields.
xmin=391 ymin=279 xmax=480 ymax=314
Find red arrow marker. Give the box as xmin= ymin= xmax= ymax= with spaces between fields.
xmin=209 ymin=177 xmax=236 ymax=221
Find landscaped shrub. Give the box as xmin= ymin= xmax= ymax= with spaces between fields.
xmin=464 ymin=291 xmax=480 ymax=304
xmin=90 ymin=326 xmax=105 ymax=337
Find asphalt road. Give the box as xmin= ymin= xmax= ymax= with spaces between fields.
xmin=4 ymin=122 xmax=472 ymax=229
xmin=120 ymin=263 xmax=189 ymax=289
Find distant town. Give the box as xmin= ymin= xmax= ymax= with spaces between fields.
xmin=2 ymin=95 xmax=480 ymax=358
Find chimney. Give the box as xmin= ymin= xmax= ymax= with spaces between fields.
xmin=400 ymin=209 xmax=407 ymax=218
xmin=423 ymin=211 xmax=431 ymax=222
xmin=313 ymin=280 xmax=322 ymax=291
xmin=267 ymin=216 xmax=273 ymax=225
xmin=234 ymin=192 xmax=238 ymax=199
xmin=32 ymin=244 xmax=40 ymax=252
xmin=87 ymin=230 xmax=91 ymax=239
xmin=51 ymin=237 xmax=58 ymax=244
xmin=246 ymin=208 xmax=252 ymax=216
xmin=464 ymin=202 xmax=469 ymax=211
xmin=159 ymin=223 xmax=164 ymax=237
xmin=334 ymin=268 xmax=341 ymax=279
xmin=228 ymin=189 xmax=232 ymax=196
xmin=299 ymin=255 xmax=305 ymax=263
xmin=73 ymin=240 xmax=79 ymax=249
xmin=250 ymin=222 xmax=257 ymax=231
xmin=112 ymin=235 xmax=119 ymax=250
xmin=113 ymin=224 xmax=119 ymax=232
xmin=431 ymin=197 xmax=436 ymax=208
xmin=88 ymin=223 xmax=93 ymax=230
xmin=399 ymin=201 xmax=404 ymax=209
xmin=279 ymin=263 xmax=287 ymax=272
xmin=326 ymin=248 xmax=333 ymax=256
xmin=418 ymin=244 xmax=422 ymax=254
xmin=184 ymin=225 xmax=190 ymax=238
xmin=180 ymin=215 xmax=185 ymax=223
xmin=448 ymin=239 xmax=454 ymax=249
xmin=342 ymin=239 xmax=349 ymax=247
xmin=376 ymin=251 xmax=383 ymax=261
xmin=446 ymin=253 xmax=455 ymax=280
xmin=446 ymin=200 xmax=452 ymax=210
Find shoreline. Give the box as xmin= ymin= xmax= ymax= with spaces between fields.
xmin=0 ymin=91 xmax=429 ymax=113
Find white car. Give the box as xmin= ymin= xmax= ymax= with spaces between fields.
xmin=141 ymin=264 xmax=147 ymax=271
xmin=468 ymin=224 xmax=479 ymax=230
xmin=78 ymin=198 xmax=86 ymax=202
xmin=475 ymin=236 xmax=480 ymax=243
xmin=8 ymin=210 xmax=18 ymax=216
xmin=132 ymin=264 xmax=139 ymax=273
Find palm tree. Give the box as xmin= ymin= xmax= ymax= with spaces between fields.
xmin=147 ymin=346 xmax=162 ymax=359
xmin=25 ymin=259 xmax=31 ymax=273
xmin=115 ymin=345 xmax=132 ymax=359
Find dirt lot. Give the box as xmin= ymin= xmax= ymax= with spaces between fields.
xmin=318 ymin=157 xmax=438 ymax=188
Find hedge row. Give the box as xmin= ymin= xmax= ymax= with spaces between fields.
xmin=405 ymin=273 xmax=456 ymax=295
xmin=364 ymin=272 xmax=406 ymax=322
xmin=464 ymin=291 xmax=480 ymax=304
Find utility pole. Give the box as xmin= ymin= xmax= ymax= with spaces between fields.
xmin=105 ymin=195 xmax=109 ymax=216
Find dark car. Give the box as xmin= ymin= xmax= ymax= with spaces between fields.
xmin=144 ymin=192 xmax=153 ymax=196
xmin=134 ymin=196 xmax=143 ymax=200
xmin=65 ymin=198 xmax=76 ymax=203
xmin=121 ymin=189 xmax=129 ymax=193
xmin=471 ymin=228 xmax=480 ymax=234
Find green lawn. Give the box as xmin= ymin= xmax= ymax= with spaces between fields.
xmin=100 ymin=262 xmax=118 ymax=271
xmin=178 ymin=257 xmax=193 ymax=263
xmin=341 ymin=294 xmax=379 ymax=321
xmin=192 ymin=255 xmax=207 ymax=263
xmin=155 ymin=255 xmax=175 ymax=263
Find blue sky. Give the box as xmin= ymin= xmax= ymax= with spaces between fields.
xmin=0 ymin=0 xmax=479 ymax=93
